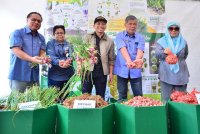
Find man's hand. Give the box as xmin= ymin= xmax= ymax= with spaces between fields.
xmin=31 ymin=56 xmax=43 ymax=64
xmin=126 ymin=59 xmax=143 ymax=69
xmin=133 ymin=59 xmax=144 ymax=68
xmin=126 ymin=61 xmax=135 ymax=68
xmin=109 ymin=73 xmax=113 ymax=83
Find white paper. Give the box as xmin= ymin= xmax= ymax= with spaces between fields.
xmin=73 ymin=100 xmax=96 ymax=109
xmin=195 ymin=94 xmax=200 ymax=104
xmin=18 ymin=101 xmax=41 ymax=110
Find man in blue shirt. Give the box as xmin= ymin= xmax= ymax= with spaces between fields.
xmin=114 ymin=15 xmax=145 ymax=100
xmin=9 ymin=12 xmax=46 ymax=92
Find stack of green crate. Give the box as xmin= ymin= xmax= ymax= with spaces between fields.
xmin=115 ymin=103 xmax=168 ymax=134
xmin=0 ymin=105 xmax=57 ymax=134
xmin=56 ymin=104 xmax=114 ymax=134
xmin=168 ymin=101 xmax=200 ymax=134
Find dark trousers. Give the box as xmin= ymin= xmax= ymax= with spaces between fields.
xmin=82 ymin=72 xmax=107 ymax=99
xmin=48 ymin=78 xmax=68 ymax=90
xmin=160 ymin=81 xmax=187 ymax=102
xmin=117 ymin=75 xmax=142 ymax=100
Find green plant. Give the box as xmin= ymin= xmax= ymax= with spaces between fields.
xmin=144 ymin=94 xmax=161 ymax=101
xmin=147 ymin=0 xmax=165 ymax=11
xmin=4 ymin=85 xmax=60 ymax=111
xmin=137 ymin=17 xmax=147 ymax=34
xmin=69 ymin=0 xmax=88 ymax=6
xmin=60 ymin=35 xmax=98 ymax=99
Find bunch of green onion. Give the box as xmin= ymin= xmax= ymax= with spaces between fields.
xmin=4 ymin=85 xmax=60 ymax=111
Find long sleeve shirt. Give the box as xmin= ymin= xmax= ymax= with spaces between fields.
xmin=46 ymin=39 xmax=74 ymax=81
xmin=155 ymin=43 xmax=189 ymax=85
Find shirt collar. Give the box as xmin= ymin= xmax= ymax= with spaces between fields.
xmin=124 ymin=31 xmax=135 ymax=38
xmin=25 ymin=26 xmax=38 ymax=35
xmin=55 ymin=40 xmax=67 ymax=46
xmin=92 ymin=32 xmax=107 ymax=40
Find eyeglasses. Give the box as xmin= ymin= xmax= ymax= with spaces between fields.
xmin=55 ymin=32 xmax=65 ymax=35
xmin=30 ymin=18 xmax=42 ymax=23
xmin=168 ymin=27 xmax=179 ymax=31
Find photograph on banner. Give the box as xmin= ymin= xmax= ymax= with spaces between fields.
xmin=142 ymin=75 xmax=160 ymax=94
xmin=142 ymin=33 xmax=163 ymax=94
xmin=45 ymin=0 xmax=89 ymax=41
xmin=129 ymin=0 xmax=147 ymax=17
xmin=88 ymin=0 xmax=130 ymax=32
xmin=129 ymin=0 xmax=148 ymax=35
xmin=147 ymin=0 xmax=165 ymax=15
xmin=146 ymin=0 xmax=166 ymax=33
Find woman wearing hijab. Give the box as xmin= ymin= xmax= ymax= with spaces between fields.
xmin=156 ymin=21 xmax=189 ymax=102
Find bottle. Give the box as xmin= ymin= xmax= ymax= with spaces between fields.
xmin=39 ymin=64 xmax=49 ymax=89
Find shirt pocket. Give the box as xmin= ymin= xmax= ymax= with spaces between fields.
xmin=32 ymin=39 xmax=42 ymax=55
xmin=128 ymin=42 xmax=137 ymax=55
xmin=33 ymin=40 xmax=42 ymax=49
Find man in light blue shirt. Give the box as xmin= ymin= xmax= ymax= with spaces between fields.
xmin=114 ymin=15 xmax=145 ymax=100
xmin=9 ymin=12 xmax=46 ymax=92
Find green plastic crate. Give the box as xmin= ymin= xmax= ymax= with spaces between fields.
xmin=56 ymin=104 xmax=114 ymax=134
xmin=0 ymin=105 xmax=57 ymax=134
xmin=115 ymin=103 xmax=168 ymax=134
xmin=168 ymin=101 xmax=200 ymax=134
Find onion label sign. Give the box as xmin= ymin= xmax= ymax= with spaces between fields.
xmin=195 ymin=94 xmax=200 ymax=104
xmin=18 ymin=101 xmax=41 ymax=110
xmin=73 ymin=100 xmax=96 ymax=109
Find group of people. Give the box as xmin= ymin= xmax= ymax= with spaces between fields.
xmin=9 ymin=11 xmax=189 ymax=102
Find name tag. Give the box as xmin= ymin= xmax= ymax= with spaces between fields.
xmin=73 ymin=100 xmax=96 ymax=109
xmin=18 ymin=101 xmax=41 ymax=110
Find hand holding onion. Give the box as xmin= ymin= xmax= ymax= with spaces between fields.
xmin=164 ymin=48 xmax=172 ymax=55
xmin=165 ymin=54 xmax=178 ymax=64
xmin=126 ymin=59 xmax=144 ymax=69
xmin=41 ymin=56 xmax=51 ymax=64
xmin=126 ymin=61 xmax=135 ymax=68
xmin=59 ymin=58 xmax=72 ymax=68
xmin=30 ymin=56 xmax=52 ymax=68
xmin=133 ymin=59 xmax=144 ymax=68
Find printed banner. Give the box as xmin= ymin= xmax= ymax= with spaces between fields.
xmin=44 ymin=0 xmax=166 ymax=95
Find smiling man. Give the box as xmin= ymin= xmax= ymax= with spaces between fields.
xmin=8 ymin=12 xmax=46 ymax=92
xmin=82 ymin=16 xmax=115 ymax=100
